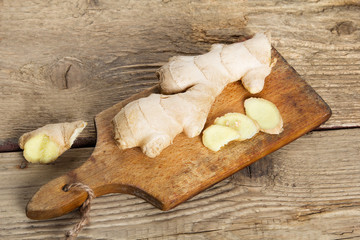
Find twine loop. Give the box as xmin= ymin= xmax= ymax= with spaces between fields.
xmin=63 ymin=182 xmax=95 ymax=240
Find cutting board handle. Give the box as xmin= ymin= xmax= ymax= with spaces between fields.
xmin=26 ymin=154 xmax=103 ymax=220
xmin=26 ymin=146 xmax=165 ymax=220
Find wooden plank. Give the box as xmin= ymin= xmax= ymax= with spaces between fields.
xmin=1 ymin=128 xmax=360 ymax=239
xmin=0 ymin=1 xmax=359 ymax=151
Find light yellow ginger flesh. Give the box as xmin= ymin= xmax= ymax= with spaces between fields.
xmin=202 ymin=125 xmax=240 ymax=152
xmin=202 ymin=98 xmax=283 ymax=152
xmin=23 ymin=134 xmax=60 ymax=163
xmin=214 ymin=113 xmax=259 ymax=140
xmin=244 ymin=98 xmax=283 ymax=134
xmin=19 ymin=121 xmax=87 ymax=164
xmin=113 ymin=33 xmax=274 ymax=158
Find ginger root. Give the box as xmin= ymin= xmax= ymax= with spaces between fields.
xmin=157 ymin=32 xmax=273 ymax=95
xmin=113 ymin=33 xmax=274 ymax=158
xmin=19 ymin=121 xmax=87 ymax=163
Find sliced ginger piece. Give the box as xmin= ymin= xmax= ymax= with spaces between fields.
xmin=244 ymin=97 xmax=283 ymax=134
xmin=23 ymin=134 xmax=60 ymax=164
xmin=202 ymin=125 xmax=240 ymax=152
xmin=214 ymin=113 xmax=259 ymax=140
xmin=19 ymin=121 xmax=87 ymax=164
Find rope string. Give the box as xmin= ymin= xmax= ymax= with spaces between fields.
xmin=63 ymin=183 xmax=95 ymax=240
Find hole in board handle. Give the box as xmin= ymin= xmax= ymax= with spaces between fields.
xmin=62 ymin=184 xmax=69 ymax=192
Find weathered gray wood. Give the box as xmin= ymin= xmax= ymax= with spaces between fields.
xmin=1 ymin=129 xmax=360 ymax=239
xmin=1 ymin=1 xmax=359 ymax=237
xmin=0 ymin=0 xmax=359 ymax=150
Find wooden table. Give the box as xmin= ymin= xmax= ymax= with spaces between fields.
xmin=1 ymin=1 xmax=359 ymax=239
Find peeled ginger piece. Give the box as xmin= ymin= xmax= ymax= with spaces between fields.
xmin=19 ymin=121 xmax=87 ymax=164
xmin=202 ymin=125 xmax=240 ymax=152
xmin=214 ymin=113 xmax=259 ymax=140
xmin=244 ymin=98 xmax=283 ymax=134
xmin=23 ymin=134 xmax=60 ymax=164
xmin=202 ymin=98 xmax=283 ymax=152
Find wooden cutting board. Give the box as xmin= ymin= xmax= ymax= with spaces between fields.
xmin=26 ymin=48 xmax=331 ymax=220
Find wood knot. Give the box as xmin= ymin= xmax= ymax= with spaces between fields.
xmin=331 ymin=21 xmax=356 ymax=36
xmin=49 ymin=57 xmax=88 ymax=90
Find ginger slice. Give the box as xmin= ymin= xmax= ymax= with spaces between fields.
xmin=244 ymin=98 xmax=283 ymax=134
xmin=214 ymin=113 xmax=259 ymax=140
xmin=202 ymin=125 xmax=240 ymax=152
xmin=202 ymin=98 xmax=283 ymax=152
xmin=19 ymin=121 xmax=87 ymax=164
xmin=23 ymin=134 xmax=60 ymax=164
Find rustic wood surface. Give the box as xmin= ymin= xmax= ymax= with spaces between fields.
xmin=1 ymin=0 xmax=359 ymax=239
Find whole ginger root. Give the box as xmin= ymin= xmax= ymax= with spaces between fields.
xmin=19 ymin=121 xmax=87 ymax=164
xmin=113 ymin=33 xmax=275 ymax=158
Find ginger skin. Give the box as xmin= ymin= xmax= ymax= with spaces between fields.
xmin=113 ymin=33 xmax=274 ymax=158
xmin=19 ymin=121 xmax=87 ymax=164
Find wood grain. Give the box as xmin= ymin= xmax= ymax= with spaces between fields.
xmin=0 ymin=0 xmax=359 ymax=151
xmin=25 ymin=48 xmax=331 ymax=220
xmin=0 ymin=1 xmax=359 ymax=239
xmin=1 ymin=128 xmax=359 ymax=239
